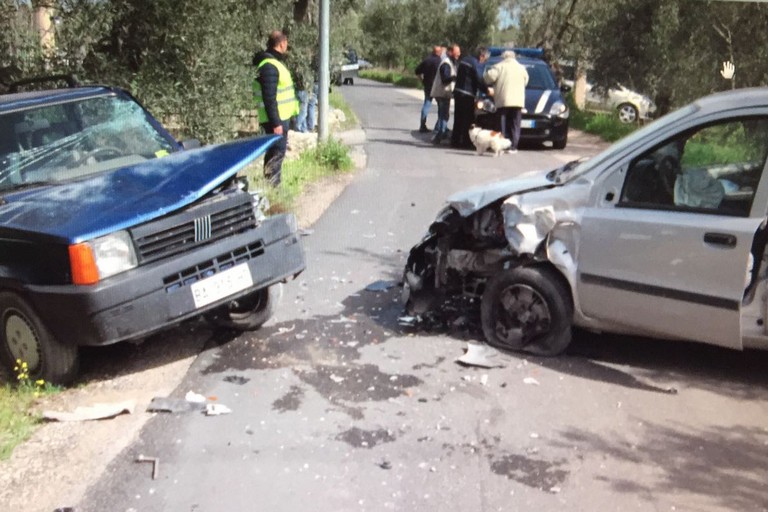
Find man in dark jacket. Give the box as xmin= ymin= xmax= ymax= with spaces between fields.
xmin=414 ymin=45 xmax=443 ymax=133
xmin=253 ymin=30 xmax=299 ymax=186
xmin=451 ymin=46 xmax=490 ymax=149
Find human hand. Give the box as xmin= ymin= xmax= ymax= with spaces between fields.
xmin=273 ymin=125 xmax=284 ymax=135
xmin=487 ymin=87 xmax=494 ymax=97
xmin=720 ymin=61 xmax=735 ymax=80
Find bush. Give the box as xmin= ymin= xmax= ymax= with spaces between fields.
xmin=566 ymin=94 xmax=638 ymax=142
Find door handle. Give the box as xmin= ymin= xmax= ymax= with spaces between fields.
xmin=704 ymin=232 xmax=737 ymax=247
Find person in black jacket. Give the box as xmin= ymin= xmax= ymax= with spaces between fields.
xmin=451 ymin=46 xmax=490 ymax=149
xmin=414 ymin=45 xmax=443 ymax=133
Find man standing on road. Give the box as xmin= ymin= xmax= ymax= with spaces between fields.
xmin=414 ymin=45 xmax=443 ymax=133
xmin=451 ymin=46 xmax=490 ymax=149
xmin=430 ymin=43 xmax=459 ymax=145
xmin=253 ymin=30 xmax=299 ymax=185
xmin=483 ymin=50 xmax=528 ymax=153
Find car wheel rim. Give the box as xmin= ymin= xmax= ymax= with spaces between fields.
xmin=4 ymin=310 xmax=41 ymax=371
xmin=494 ymin=284 xmax=551 ymax=347
xmin=619 ymin=105 xmax=637 ymax=123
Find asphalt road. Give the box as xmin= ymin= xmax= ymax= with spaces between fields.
xmin=79 ymin=80 xmax=768 ymax=512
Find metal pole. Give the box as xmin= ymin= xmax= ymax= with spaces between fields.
xmin=318 ymin=0 xmax=330 ymax=140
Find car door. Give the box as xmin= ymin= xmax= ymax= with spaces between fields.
xmin=577 ymin=116 xmax=768 ymax=349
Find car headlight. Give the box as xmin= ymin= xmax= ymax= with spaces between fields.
xmin=549 ymin=101 xmax=569 ymax=119
xmin=91 ymin=231 xmax=137 ymax=280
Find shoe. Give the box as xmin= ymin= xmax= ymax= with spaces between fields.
xmin=419 ymin=126 xmax=430 ymax=133
xmin=431 ymin=134 xmax=443 ymax=145
xmin=505 ymin=149 xmax=518 ymax=154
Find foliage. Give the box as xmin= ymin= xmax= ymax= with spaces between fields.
xmin=359 ymin=68 xmax=421 ymax=89
xmin=567 ymin=95 xmax=637 ymax=142
xmin=0 ymin=0 xmax=366 ymax=143
xmin=0 ymin=359 xmax=60 ymax=460
xmin=329 ymin=88 xmax=359 ymax=131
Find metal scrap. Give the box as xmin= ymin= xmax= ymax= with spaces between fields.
xmin=136 ymin=454 xmax=159 ymax=480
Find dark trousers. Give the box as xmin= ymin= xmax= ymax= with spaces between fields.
xmin=451 ymin=95 xmax=475 ymax=148
xmin=499 ymin=107 xmax=522 ymax=150
xmin=262 ymin=120 xmax=289 ymax=186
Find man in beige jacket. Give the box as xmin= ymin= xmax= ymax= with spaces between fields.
xmin=483 ymin=50 xmax=529 ymax=153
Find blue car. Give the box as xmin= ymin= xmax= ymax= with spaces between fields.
xmin=0 ymin=76 xmax=305 ymax=383
xmin=475 ymin=48 xmax=570 ymax=149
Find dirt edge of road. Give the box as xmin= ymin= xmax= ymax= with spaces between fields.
xmin=0 ymin=154 xmax=360 ymax=512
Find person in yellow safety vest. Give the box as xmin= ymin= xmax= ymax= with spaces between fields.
xmin=252 ymin=30 xmax=300 ymax=186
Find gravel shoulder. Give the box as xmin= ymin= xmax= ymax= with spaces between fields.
xmin=0 ymin=135 xmax=364 ymax=512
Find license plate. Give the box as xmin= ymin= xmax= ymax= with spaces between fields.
xmin=191 ymin=263 xmax=254 ymax=309
xmin=521 ymin=119 xmax=535 ymax=129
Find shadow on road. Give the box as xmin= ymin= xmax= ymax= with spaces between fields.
xmin=553 ymin=422 xmax=768 ymax=511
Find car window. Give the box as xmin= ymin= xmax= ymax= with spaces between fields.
xmin=620 ymin=117 xmax=768 ymax=216
xmin=0 ymin=95 xmax=175 ymax=191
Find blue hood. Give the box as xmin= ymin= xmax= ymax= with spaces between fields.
xmin=0 ymin=135 xmax=279 ymax=244
xmin=524 ymin=88 xmax=563 ymax=115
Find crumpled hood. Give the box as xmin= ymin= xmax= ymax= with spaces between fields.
xmin=447 ymin=170 xmax=555 ymax=217
xmin=0 ymin=135 xmax=279 ymax=244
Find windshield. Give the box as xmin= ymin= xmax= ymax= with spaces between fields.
xmin=556 ymin=103 xmax=699 ymax=181
xmin=523 ymin=63 xmax=557 ymax=90
xmin=0 ymin=94 xmax=176 ymax=192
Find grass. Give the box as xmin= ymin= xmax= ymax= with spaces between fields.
xmin=329 ymin=89 xmax=359 ymax=131
xmin=243 ymin=136 xmax=355 ymax=214
xmin=1 ymin=365 xmax=60 ymax=460
xmin=359 ymin=68 xmax=421 ymax=89
xmin=567 ymin=95 xmax=638 ymax=142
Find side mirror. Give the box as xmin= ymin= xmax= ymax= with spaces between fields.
xmin=180 ymin=139 xmax=201 ymax=150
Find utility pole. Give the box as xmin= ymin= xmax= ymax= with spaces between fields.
xmin=318 ymin=0 xmax=330 ymax=140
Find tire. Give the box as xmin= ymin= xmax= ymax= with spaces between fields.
xmin=617 ymin=103 xmax=639 ymax=124
xmin=480 ymin=266 xmax=573 ymax=356
xmin=552 ymin=132 xmax=568 ymax=150
xmin=206 ymin=284 xmax=282 ymax=331
xmin=0 ymin=292 xmax=79 ymax=385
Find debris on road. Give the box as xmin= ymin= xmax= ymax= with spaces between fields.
xmin=365 ymin=280 xmax=398 ymax=292
xmin=136 ymin=454 xmax=160 ymax=480
xmin=205 ymin=403 xmax=233 ymax=416
xmin=223 ymin=375 xmax=250 ymax=385
xmin=523 ymin=377 xmax=540 ymax=386
xmin=456 ymin=343 xmax=506 ymax=369
xmin=377 ymin=460 xmax=392 ymax=470
xmin=329 ymin=374 xmax=345 ymax=384
xmin=185 ymin=391 xmax=206 ymax=403
xmin=276 ymin=325 xmax=296 ymax=335
xmin=42 ymin=400 xmax=136 ymax=422
xmin=147 ymin=397 xmax=205 ymax=414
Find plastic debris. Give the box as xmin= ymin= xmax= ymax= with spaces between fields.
xmin=185 ymin=391 xmax=206 ymax=403
xmin=480 ymin=374 xmax=489 ymax=386
xmin=523 ymin=377 xmax=540 ymax=386
xmin=43 ymin=400 xmax=136 ymax=422
xmin=330 ymin=374 xmax=345 ymax=384
xmin=147 ymin=397 xmax=205 ymax=413
xmin=365 ymin=280 xmax=398 ymax=292
xmin=456 ymin=343 xmax=506 ymax=369
xmin=205 ymin=404 xmax=232 ymax=416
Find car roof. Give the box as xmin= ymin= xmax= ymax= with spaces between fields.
xmin=0 ymin=86 xmax=116 ymax=114
xmin=694 ymin=87 xmax=768 ymax=114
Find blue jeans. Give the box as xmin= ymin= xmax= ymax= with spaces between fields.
xmin=435 ymin=97 xmax=451 ymax=135
xmin=499 ymin=107 xmax=522 ymax=149
xmin=307 ymin=83 xmax=318 ymax=131
xmin=295 ymin=90 xmax=309 ymax=132
xmin=421 ymin=90 xmax=433 ymax=124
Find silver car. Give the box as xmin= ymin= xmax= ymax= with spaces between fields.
xmin=404 ymin=87 xmax=768 ymax=355
xmin=564 ymin=79 xmax=656 ymax=123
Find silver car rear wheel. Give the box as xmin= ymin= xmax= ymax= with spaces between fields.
xmin=617 ymin=103 xmax=639 ymax=124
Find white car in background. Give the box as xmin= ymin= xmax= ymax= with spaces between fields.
xmin=564 ymin=79 xmax=657 ymax=123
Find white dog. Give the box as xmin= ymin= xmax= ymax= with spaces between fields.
xmin=468 ymin=125 xmax=512 ymax=157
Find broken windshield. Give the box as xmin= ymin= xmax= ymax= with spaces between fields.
xmin=0 ymin=94 xmax=176 ymax=193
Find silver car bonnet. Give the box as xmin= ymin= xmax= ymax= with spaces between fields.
xmin=447 ymin=171 xmax=554 ymax=217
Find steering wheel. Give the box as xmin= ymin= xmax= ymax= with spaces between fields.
xmin=82 ymin=146 xmax=123 ymax=162
xmin=655 ymin=154 xmax=680 ymax=197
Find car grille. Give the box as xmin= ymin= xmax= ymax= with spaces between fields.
xmin=162 ymin=241 xmax=265 ymax=293
xmin=131 ymin=191 xmax=257 ymax=264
